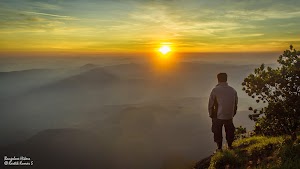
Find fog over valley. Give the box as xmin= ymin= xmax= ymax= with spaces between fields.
xmin=0 ymin=54 xmax=273 ymax=169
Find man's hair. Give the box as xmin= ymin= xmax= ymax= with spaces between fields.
xmin=217 ymin=73 xmax=227 ymax=82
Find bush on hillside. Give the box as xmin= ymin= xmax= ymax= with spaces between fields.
xmin=242 ymin=45 xmax=300 ymax=140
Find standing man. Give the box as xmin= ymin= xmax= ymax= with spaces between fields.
xmin=208 ymin=73 xmax=238 ymax=151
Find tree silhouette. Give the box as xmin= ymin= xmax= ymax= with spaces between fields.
xmin=242 ymin=45 xmax=300 ymax=140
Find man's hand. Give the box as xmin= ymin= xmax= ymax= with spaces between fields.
xmin=234 ymin=105 xmax=237 ymax=116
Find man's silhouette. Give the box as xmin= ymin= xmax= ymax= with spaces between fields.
xmin=208 ymin=73 xmax=238 ymax=151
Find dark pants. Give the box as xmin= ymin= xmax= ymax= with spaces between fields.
xmin=211 ymin=118 xmax=235 ymax=148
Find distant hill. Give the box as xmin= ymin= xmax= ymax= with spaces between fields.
xmin=0 ymin=128 xmax=112 ymax=169
xmin=80 ymin=63 xmax=99 ymax=70
xmin=66 ymin=67 xmax=117 ymax=84
xmin=0 ymin=69 xmax=56 ymax=98
xmin=0 ymin=61 xmax=260 ymax=169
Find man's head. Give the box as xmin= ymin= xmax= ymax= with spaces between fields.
xmin=217 ymin=73 xmax=227 ymax=83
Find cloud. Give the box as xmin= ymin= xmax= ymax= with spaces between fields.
xmin=22 ymin=11 xmax=77 ymax=20
xmin=217 ymin=33 xmax=265 ymax=39
xmin=223 ymin=10 xmax=300 ymax=21
xmin=0 ymin=4 xmax=79 ymax=34
xmin=0 ymin=0 xmax=299 ymax=52
xmin=32 ymin=1 xmax=61 ymax=10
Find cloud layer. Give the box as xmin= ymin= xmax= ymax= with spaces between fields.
xmin=0 ymin=0 xmax=299 ymax=53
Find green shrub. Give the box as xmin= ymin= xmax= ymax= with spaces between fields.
xmin=280 ymin=141 xmax=300 ymax=162
xmin=245 ymin=137 xmax=283 ymax=157
xmin=206 ymin=136 xmax=300 ymax=169
xmin=235 ymin=126 xmax=247 ymax=140
xmin=279 ymin=158 xmax=300 ymax=169
xmin=242 ymin=45 xmax=300 ymax=140
xmin=209 ymin=150 xmax=245 ymax=169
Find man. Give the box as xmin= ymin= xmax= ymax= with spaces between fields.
xmin=208 ymin=73 xmax=238 ymax=151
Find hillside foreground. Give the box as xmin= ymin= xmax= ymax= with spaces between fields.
xmin=194 ymin=135 xmax=300 ymax=169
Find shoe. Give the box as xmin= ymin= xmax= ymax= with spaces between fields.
xmin=213 ymin=148 xmax=223 ymax=154
xmin=228 ymin=142 xmax=233 ymax=150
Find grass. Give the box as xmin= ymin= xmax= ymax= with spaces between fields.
xmin=209 ymin=150 xmax=246 ymax=169
xmin=206 ymin=135 xmax=300 ymax=169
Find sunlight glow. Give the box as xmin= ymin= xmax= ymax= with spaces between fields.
xmin=159 ymin=45 xmax=171 ymax=55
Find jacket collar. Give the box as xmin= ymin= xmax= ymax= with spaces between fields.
xmin=217 ymin=82 xmax=228 ymax=86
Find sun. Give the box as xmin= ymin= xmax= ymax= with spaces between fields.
xmin=159 ymin=45 xmax=171 ymax=55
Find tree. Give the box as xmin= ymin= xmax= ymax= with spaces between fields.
xmin=242 ymin=45 xmax=300 ymax=140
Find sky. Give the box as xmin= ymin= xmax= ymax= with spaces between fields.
xmin=0 ymin=0 xmax=300 ymax=55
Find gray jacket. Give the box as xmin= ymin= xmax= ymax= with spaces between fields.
xmin=208 ymin=82 xmax=238 ymax=120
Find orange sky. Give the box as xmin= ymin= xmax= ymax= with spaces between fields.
xmin=1 ymin=0 xmax=300 ymax=56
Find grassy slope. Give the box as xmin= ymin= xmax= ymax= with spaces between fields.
xmin=195 ymin=135 xmax=300 ymax=169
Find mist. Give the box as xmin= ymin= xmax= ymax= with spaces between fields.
xmin=0 ymin=53 xmax=273 ymax=169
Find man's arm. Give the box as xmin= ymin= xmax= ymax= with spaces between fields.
xmin=208 ymin=89 xmax=216 ymax=118
xmin=234 ymin=91 xmax=238 ymax=116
